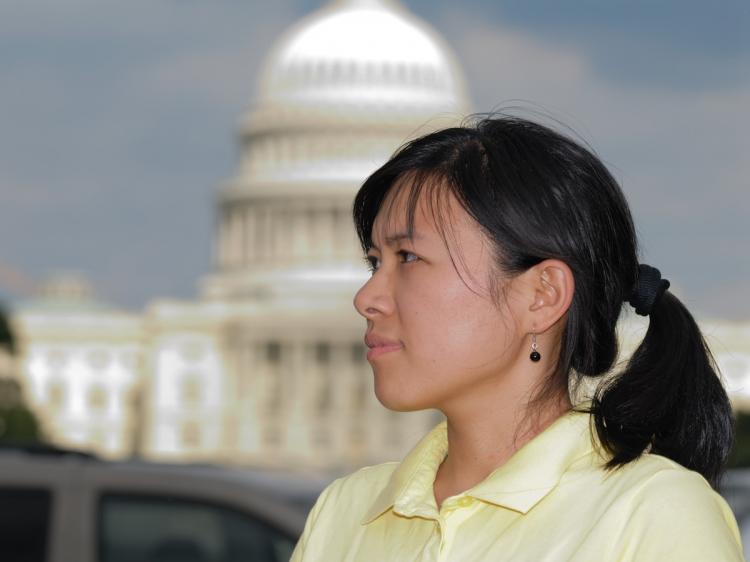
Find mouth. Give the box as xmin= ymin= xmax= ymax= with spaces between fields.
xmin=366 ymin=343 xmax=403 ymax=361
xmin=364 ymin=334 xmax=404 ymax=361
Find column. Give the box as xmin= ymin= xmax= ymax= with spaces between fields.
xmin=258 ymin=204 xmax=273 ymax=263
xmin=230 ymin=207 xmax=244 ymax=267
xmin=217 ymin=208 xmax=228 ymax=269
xmin=330 ymin=343 xmax=349 ymax=461
xmin=248 ymin=202 xmax=257 ymax=267
xmin=274 ymin=204 xmax=292 ymax=265
xmin=284 ymin=341 xmax=309 ymax=460
xmin=292 ymin=206 xmax=309 ymax=259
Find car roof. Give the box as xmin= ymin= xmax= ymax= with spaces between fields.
xmin=0 ymin=446 xmax=335 ymax=537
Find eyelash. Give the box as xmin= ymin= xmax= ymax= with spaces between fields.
xmin=364 ymin=250 xmax=419 ymax=273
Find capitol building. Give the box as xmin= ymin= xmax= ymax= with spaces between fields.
xmin=7 ymin=0 xmax=750 ymax=469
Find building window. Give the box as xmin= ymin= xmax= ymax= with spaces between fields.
xmin=88 ymin=385 xmax=108 ymax=411
xmin=181 ymin=421 xmax=201 ymax=448
xmin=263 ymin=425 xmax=280 ymax=448
xmin=47 ymin=380 xmax=65 ymax=411
xmin=266 ymin=342 xmax=281 ymax=363
xmin=265 ymin=377 xmax=282 ymax=415
xmin=124 ymin=386 xmax=140 ymax=409
xmin=315 ymin=343 xmax=330 ymax=364
xmin=350 ymin=343 xmax=366 ymax=363
xmin=181 ymin=375 xmax=201 ymax=408
xmin=316 ymin=377 xmax=332 ymax=414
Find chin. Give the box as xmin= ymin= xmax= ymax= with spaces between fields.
xmin=377 ymin=397 xmax=418 ymax=413
xmin=373 ymin=377 xmax=431 ymax=413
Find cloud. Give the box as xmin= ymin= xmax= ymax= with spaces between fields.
xmin=0 ymin=1 xmax=306 ymax=308
xmin=435 ymin=8 xmax=750 ymax=319
xmin=420 ymin=0 xmax=749 ymax=90
xmin=0 ymin=1 xmax=746 ymax=319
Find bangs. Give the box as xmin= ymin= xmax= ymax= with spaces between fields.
xmin=353 ymin=167 xmax=457 ymax=253
xmin=352 ymin=160 xmax=500 ymax=303
xmin=352 ymin=126 xmax=491 ymax=257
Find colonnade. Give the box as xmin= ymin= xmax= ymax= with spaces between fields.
xmin=218 ymin=200 xmax=362 ymax=269
xmin=226 ymin=337 xmax=438 ymax=470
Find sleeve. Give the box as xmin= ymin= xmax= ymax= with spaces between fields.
xmin=617 ymin=469 xmax=745 ymax=562
xmin=288 ymin=478 xmax=340 ymax=562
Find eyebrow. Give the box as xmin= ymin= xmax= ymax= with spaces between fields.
xmin=370 ymin=231 xmax=422 ymax=250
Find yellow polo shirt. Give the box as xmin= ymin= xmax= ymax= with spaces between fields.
xmin=290 ymin=408 xmax=744 ymax=561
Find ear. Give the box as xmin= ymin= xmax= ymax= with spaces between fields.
xmin=523 ymin=259 xmax=575 ymax=333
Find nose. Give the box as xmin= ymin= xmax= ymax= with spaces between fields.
xmin=353 ymin=271 xmax=394 ymax=320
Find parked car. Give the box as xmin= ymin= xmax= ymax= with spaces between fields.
xmin=0 ymin=444 xmax=329 ymax=562
xmin=6 ymin=444 xmax=750 ymax=562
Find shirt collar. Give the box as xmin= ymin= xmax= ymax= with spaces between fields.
xmin=361 ymin=406 xmax=599 ymax=525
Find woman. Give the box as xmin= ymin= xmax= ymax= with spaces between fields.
xmin=290 ymin=116 xmax=744 ymax=561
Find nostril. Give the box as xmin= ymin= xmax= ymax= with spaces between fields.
xmin=353 ymin=293 xmax=370 ymax=318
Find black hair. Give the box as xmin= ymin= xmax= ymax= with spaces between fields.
xmin=352 ymin=115 xmax=733 ymax=487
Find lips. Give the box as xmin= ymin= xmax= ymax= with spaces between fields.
xmin=364 ymin=334 xmax=404 ymax=360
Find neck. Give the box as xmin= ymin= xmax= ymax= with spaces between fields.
xmin=434 ymin=385 xmax=571 ymax=507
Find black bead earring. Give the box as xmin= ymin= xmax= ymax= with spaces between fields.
xmin=530 ymin=333 xmax=541 ymax=362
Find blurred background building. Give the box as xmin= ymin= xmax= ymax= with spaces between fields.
xmin=4 ymin=0 xmax=750 ymax=472
xmin=9 ymin=0 xmax=471 ymax=470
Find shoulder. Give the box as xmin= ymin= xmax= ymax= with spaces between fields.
xmin=315 ymin=461 xmax=400 ymax=510
xmin=289 ymin=461 xmax=399 ymax=561
xmin=305 ymin=461 xmax=399 ymax=521
xmin=614 ymin=453 xmax=729 ymax=510
xmin=599 ymin=454 xmax=743 ymax=560
xmin=599 ymin=453 xmax=733 ymax=523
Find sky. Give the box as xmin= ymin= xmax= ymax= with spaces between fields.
xmin=0 ymin=0 xmax=748 ymax=320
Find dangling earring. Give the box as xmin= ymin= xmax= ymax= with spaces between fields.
xmin=530 ymin=333 xmax=541 ymax=362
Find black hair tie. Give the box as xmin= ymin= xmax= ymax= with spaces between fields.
xmin=627 ymin=264 xmax=670 ymax=316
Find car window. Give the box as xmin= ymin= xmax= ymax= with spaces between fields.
xmin=98 ymin=493 xmax=296 ymax=562
xmin=0 ymin=487 xmax=52 ymax=562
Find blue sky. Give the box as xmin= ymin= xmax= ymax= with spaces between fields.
xmin=0 ymin=0 xmax=747 ymax=319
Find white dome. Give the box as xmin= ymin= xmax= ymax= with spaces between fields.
xmin=247 ymin=0 xmax=469 ymax=131
xmin=207 ymin=0 xmax=472 ymax=302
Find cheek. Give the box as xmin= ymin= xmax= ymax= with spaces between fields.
xmin=399 ymin=279 xmax=515 ymax=369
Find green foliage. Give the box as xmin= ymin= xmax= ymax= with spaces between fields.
xmin=0 ymin=405 xmax=43 ymax=443
xmin=727 ymin=410 xmax=750 ymax=469
xmin=0 ymin=379 xmax=44 ymax=443
xmin=0 ymin=302 xmax=15 ymax=354
xmin=0 ymin=301 xmax=44 ymax=444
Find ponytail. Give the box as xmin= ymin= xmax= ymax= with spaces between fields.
xmin=589 ymin=289 xmax=734 ymax=488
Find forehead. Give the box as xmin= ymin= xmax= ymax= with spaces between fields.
xmin=371 ymin=173 xmax=458 ymax=241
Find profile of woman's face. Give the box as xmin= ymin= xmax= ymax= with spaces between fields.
xmin=353 ymin=180 xmax=528 ymax=414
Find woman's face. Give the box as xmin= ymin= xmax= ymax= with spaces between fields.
xmin=353 ymin=181 xmax=528 ymax=413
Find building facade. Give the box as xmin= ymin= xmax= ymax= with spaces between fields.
xmin=10 ymin=0 xmax=750 ymax=470
xmin=12 ymin=0 xmax=469 ymax=470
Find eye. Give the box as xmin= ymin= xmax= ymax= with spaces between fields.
xmin=364 ymin=254 xmax=380 ymax=273
xmin=397 ymin=250 xmax=420 ymax=264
